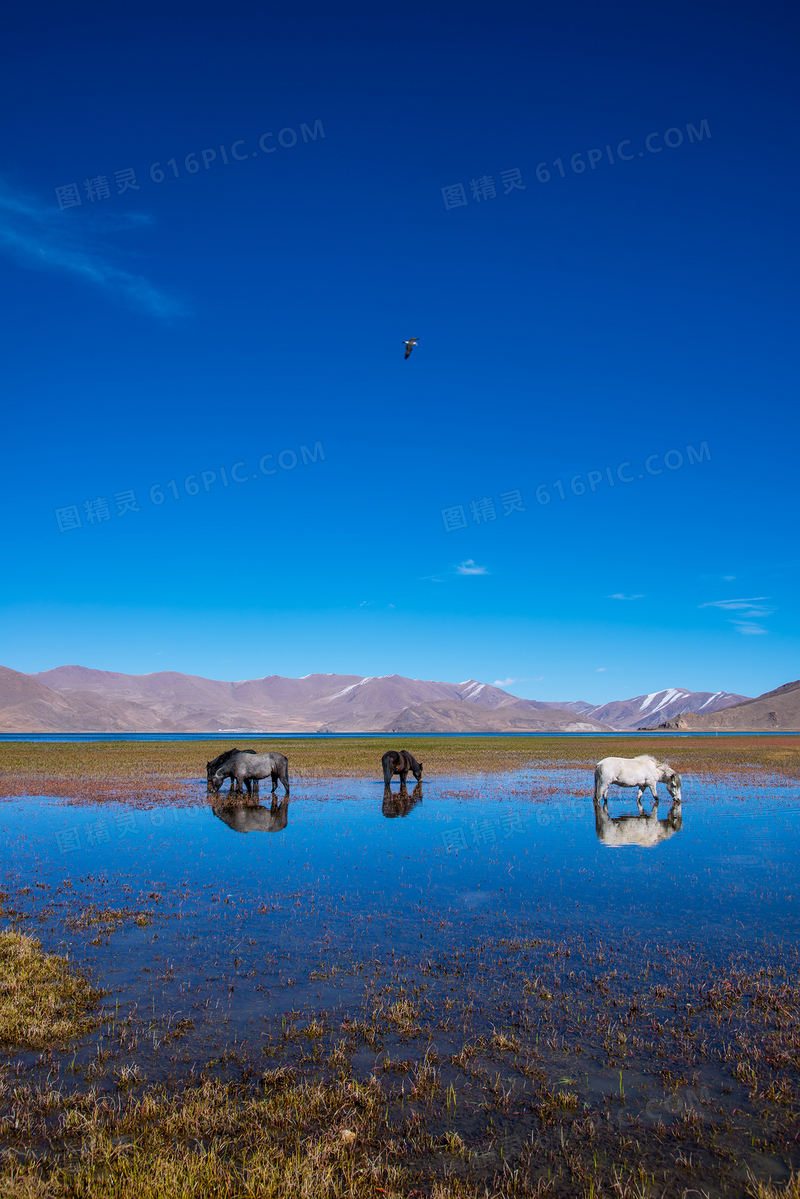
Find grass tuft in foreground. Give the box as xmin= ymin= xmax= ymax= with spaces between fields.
xmin=748 ymin=1176 xmax=800 ymax=1199
xmin=0 ymin=928 xmax=102 ymax=1049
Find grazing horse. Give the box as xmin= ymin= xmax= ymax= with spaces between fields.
xmin=594 ymin=754 xmax=681 ymax=805
xmin=382 ymin=749 xmax=423 ymax=787
xmin=593 ymin=797 xmax=683 ymax=849
xmin=210 ymin=751 xmax=289 ymax=797
xmin=382 ymin=782 xmax=423 ymax=819
xmin=206 ymin=748 xmax=258 ymax=794
xmin=212 ymin=798 xmax=289 ymax=835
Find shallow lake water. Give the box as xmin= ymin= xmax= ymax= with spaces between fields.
xmin=2 ymin=767 xmax=800 ymax=1193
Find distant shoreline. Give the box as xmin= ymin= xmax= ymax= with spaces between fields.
xmin=0 ymin=730 xmax=797 ymax=743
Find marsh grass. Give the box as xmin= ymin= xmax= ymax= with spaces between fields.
xmin=0 ymin=929 xmax=102 ymax=1048
xmin=0 ymin=735 xmax=797 ymax=805
xmin=2 ymin=936 xmax=800 ymax=1196
xmin=2 ymin=744 xmax=800 ymax=1195
xmin=748 ymin=1175 xmax=800 ymax=1199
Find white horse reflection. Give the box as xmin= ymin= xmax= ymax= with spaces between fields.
xmin=212 ymin=798 xmax=289 ymax=834
xmin=593 ymin=797 xmax=682 ymax=849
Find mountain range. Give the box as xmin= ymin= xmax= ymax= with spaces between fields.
xmin=646 ymin=680 xmax=800 ymax=732
xmin=557 ymin=688 xmax=750 ymax=730
xmin=0 ymin=663 xmax=771 ymax=733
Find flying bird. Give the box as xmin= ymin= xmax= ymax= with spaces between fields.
xmin=402 ymin=337 xmax=419 ymax=360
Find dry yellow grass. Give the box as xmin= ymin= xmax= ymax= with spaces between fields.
xmin=748 ymin=1174 xmax=800 ymax=1199
xmin=0 ymin=1074 xmax=453 ymax=1199
xmin=0 ymin=929 xmax=102 ymax=1048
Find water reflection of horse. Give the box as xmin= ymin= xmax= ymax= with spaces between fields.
xmin=382 ymin=782 xmax=423 ymax=819
xmin=212 ymin=798 xmax=290 ymax=834
xmin=593 ymin=797 xmax=682 ymax=849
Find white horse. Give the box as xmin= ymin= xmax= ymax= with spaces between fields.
xmin=594 ymin=754 xmax=681 ymax=805
xmin=593 ymin=797 xmax=683 ymax=849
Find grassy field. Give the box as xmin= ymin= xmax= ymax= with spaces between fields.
xmin=2 ymin=933 xmax=800 ymax=1198
xmin=0 ymin=734 xmax=797 ymax=804
xmin=2 ymin=735 xmax=799 ymax=1196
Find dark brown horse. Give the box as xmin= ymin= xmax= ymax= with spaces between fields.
xmin=381 ymin=749 xmax=423 ymax=786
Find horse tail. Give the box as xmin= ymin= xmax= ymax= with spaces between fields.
xmin=593 ymin=764 xmax=603 ymax=802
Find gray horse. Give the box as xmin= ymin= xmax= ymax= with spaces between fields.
xmin=206 ymin=747 xmax=258 ymax=794
xmin=210 ymin=751 xmax=289 ymax=796
xmin=382 ymin=749 xmax=423 ymax=787
xmin=212 ymin=798 xmax=289 ymax=834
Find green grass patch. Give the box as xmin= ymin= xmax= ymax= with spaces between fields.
xmin=0 ymin=928 xmax=102 ymax=1049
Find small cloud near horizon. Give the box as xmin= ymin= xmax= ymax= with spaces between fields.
xmin=608 ymin=593 xmax=644 ymax=600
xmin=457 ymin=559 xmax=488 ymax=575
xmin=729 ymin=620 xmax=768 ymax=635
xmin=492 ymin=677 xmax=530 ymax=687
xmin=596 ymin=667 xmax=607 ymax=672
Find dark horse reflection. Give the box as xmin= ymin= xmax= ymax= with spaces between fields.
xmin=382 ymin=782 xmax=423 ymax=819
xmin=593 ymin=796 xmax=682 ymax=849
xmin=212 ymin=797 xmax=290 ymax=835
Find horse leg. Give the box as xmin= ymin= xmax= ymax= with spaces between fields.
xmin=271 ymin=771 xmax=278 ymax=793
xmin=649 ymin=782 xmax=659 ymax=802
xmin=400 ymin=769 xmax=408 ymax=786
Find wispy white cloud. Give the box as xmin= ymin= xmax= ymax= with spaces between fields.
xmin=0 ymin=178 xmax=184 ymax=318
xmin=596 ymin=667 xmax=607 ymax=672
xmin=700 ymin=597 xmax=775 ymax=617
xmin=492 ymin=677 xmax=529 ymax=687
xmin=730 ymin=620 xmax=768 ymax=635
xmin=608 ymin=593 xmax=644 ymax=600
xmin=456 ymin=559 xmax=488 ymax=576
xmin=722 ymin=575 xmax=736 ymax=581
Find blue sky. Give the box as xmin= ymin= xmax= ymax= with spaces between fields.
xmin=1 ymin=0 xmax=797 ymax=703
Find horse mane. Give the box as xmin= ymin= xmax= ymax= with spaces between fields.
xmin=634 ymin=753 xmax=673 ymax=775
xmin=207 ymin=747 xmax=258 ymax=772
